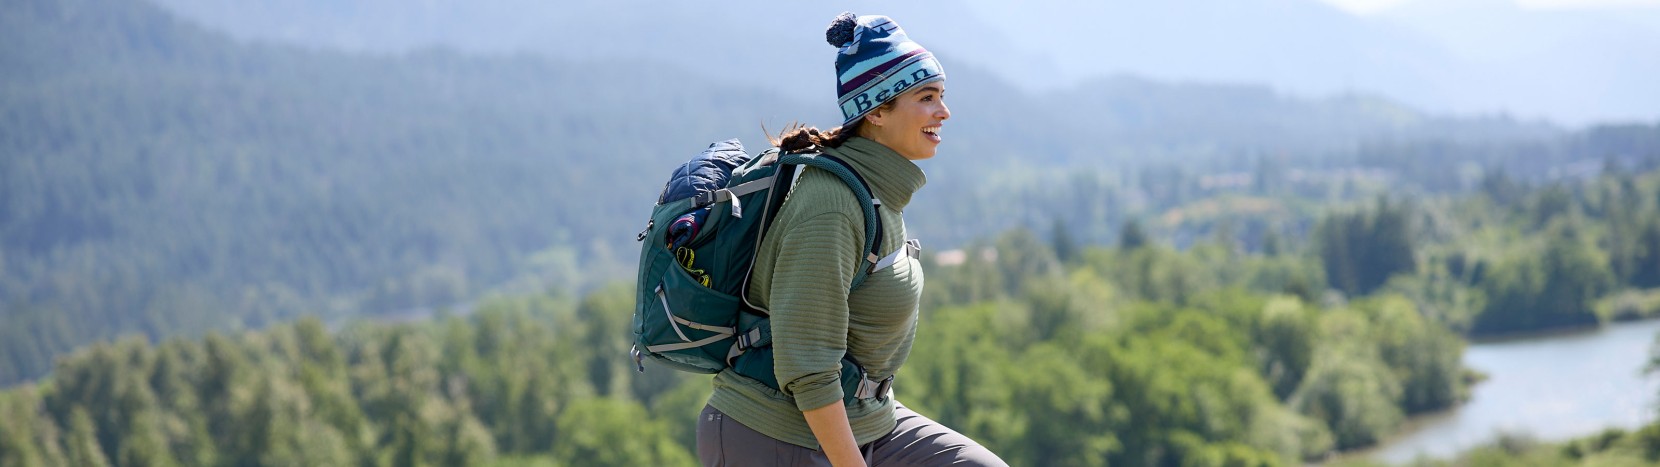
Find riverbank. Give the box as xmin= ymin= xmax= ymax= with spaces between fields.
xmin=1331 ymin=318 xmax=1660 ymax=465
xmin=1332 ymin=425 xmax=1660 ymax=466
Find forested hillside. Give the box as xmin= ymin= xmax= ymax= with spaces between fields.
xmin=5 ymin=142 xmax=1660 ymax=465
xmin=0 ymin=236 xmax=1468 ymax=466
xmin=4 ymin=0 xmax=1613 ymax=387
xmin=2 ymin=0 xmax=808 ymax=384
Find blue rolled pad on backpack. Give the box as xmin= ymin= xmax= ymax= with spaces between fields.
xmin=659 ymin=139 xmax=754 ymax=204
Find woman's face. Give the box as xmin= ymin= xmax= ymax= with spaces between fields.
xmin=863 ymin=83 xmax=950 ymax=161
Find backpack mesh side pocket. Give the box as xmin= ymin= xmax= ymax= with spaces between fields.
xmin=633 ymin=196 xmax=742 ymax=374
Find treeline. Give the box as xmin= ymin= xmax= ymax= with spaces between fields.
xmin=0 ymin=292 xmax=697 ymax=466
xmin=1465 ymin=168 xmax=1660 ymax=334
xmin=915 ymin=230 xmax=1468 ymax=463
xmin=8 ymin=162 xmax=1660 ymax=465
xmin=1332 ymin=427 xmax=1660 ymax=466
xmin=1 ymin=222 xmax=1473 ymax=466
xmin=1302 ymin=160 xmax=1660 ymax=338
xmin=1355 ymin=124 xmax=1660 ymax=193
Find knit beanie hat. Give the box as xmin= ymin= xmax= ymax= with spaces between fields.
xmin=828 ymin=12 xmax=946 ymax=126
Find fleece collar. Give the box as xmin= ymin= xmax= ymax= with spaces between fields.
xmin=822 ymin=137 xmax=927 ymax=211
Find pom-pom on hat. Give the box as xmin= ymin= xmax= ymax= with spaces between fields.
xmin=827 ymin=12 xmax=945 ymax=126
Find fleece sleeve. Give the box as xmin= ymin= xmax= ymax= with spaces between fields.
xmin=767 ymin=210 xmax=863 ymax=411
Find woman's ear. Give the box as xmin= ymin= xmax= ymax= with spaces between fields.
xmin=862 ymin=107 xmax=886 ymax=128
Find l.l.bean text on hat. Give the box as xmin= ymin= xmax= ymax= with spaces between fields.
xmin=849 ymin=67 xmax=938 ymax=116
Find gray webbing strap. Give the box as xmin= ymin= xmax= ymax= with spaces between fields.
xmin=868 ymin=239 xmax=922 ymax=273
xmin=716 ymin=177 xmax=775 ymax=218
xmin=655 ymin=286 xmax=692 ymax=342
xmin=656 ymin=285 xmax=736 ymax=342
xmin=695 ymin=176 xmax=772 ymax=208
xmin=647 ymin=333 xmax=732 ymax=353
xmin=673 ymin=315 xmax=736 ymax=335
xmin=719 ymin=178 xmax=772 ymax=202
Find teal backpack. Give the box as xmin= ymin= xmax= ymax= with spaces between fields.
xmin=632 ymin=139 xmax=905 ymax=401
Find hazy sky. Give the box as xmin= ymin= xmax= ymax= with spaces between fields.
xmin=1319 ymin=0 xmax=1660 ymax=14
xmin=142 ymin=0 xmax=1660 ymax=125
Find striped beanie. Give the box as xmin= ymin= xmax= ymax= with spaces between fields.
xmin=828 ymin=12 xmax=946 ymax=126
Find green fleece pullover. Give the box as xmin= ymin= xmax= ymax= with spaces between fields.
xmin=707 ymin=137 xmax=928 ymax=450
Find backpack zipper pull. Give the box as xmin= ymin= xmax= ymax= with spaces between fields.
xmin=636 ymin=219 xmax=654 ymax=242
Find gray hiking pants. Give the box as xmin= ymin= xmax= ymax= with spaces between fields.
xmin=696 ymin=403 xmax=1008 ymax=466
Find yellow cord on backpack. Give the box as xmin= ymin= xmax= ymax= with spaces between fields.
xmin=674 ymin=247 xmax=712 ymax=287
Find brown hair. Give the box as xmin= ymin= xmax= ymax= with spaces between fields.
xmin=766 ymin=102 xmax=892 ymax=153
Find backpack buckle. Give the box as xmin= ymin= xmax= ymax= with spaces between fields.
xmin=735 ymin=327 xmax=765 ymax=350
xmin=855 ymin=375 xmax=894 ymax=400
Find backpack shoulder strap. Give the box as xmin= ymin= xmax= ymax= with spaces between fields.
xmin=776 ymin=152 xmax=883 ymax=289
xmin=726 ymin=150 xmax=916 ymax=398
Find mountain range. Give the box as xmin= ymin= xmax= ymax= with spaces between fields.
xmin=145 ymin=0 xmax=1660 ymax=125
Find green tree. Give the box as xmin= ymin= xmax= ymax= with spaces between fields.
xmin=1104 ymin=331 xmax=1289 ymax=465
xmin=0 ymin=388 xmax=66 ymax=466
xmin=1051 ymin=217 xmax=1081 ymax=264
xmin=1530 ymin=184 xmax=1576 ymax=228
xmin=1290 ymin=311 xmax=1403 ymax=450
xmin=1120 ymin=218 xmax=1150 ymax=251
xmin=1107 ymin=246 xmax=1213 ymax=305
xmin=1357 ymin=295 xmax=1464 ymax=413
xmin=1633 ymin=216 xmax=1660 ymax=288
xmin=551 ymin=398 xmax=693 ymax=466
xmin=896 ymin=303 xmax=1025 ymax=453
xmin=64 ymin=408 xmax=112 ymax=467
xmin=147 ymin=339 xmax=218 ymax=466
xmin=1473 ymin=222 xmax=1614 ymax=335
xmin=1255 ymin=296 xmax=1314 ymax=400
xmin=1315 ymin=197 xmax=1416 ymax=298
xmin=572 ymin=283 xmax=634 ymax=398
xmin=1004 ymin=343 xmax=1120 ymax=466
xmin=993 ymin=228 xmax=1064 ymax=297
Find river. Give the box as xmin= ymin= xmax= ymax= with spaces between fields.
xmin=1356 ymin=318 xmax=1660 ymax=464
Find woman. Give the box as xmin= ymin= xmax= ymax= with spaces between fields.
xmin=696 ymin=12 xmax=1007 ymax=467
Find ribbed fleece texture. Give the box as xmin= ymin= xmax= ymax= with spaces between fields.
xmin=707 ymin=137 xmax=928 ymax=450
